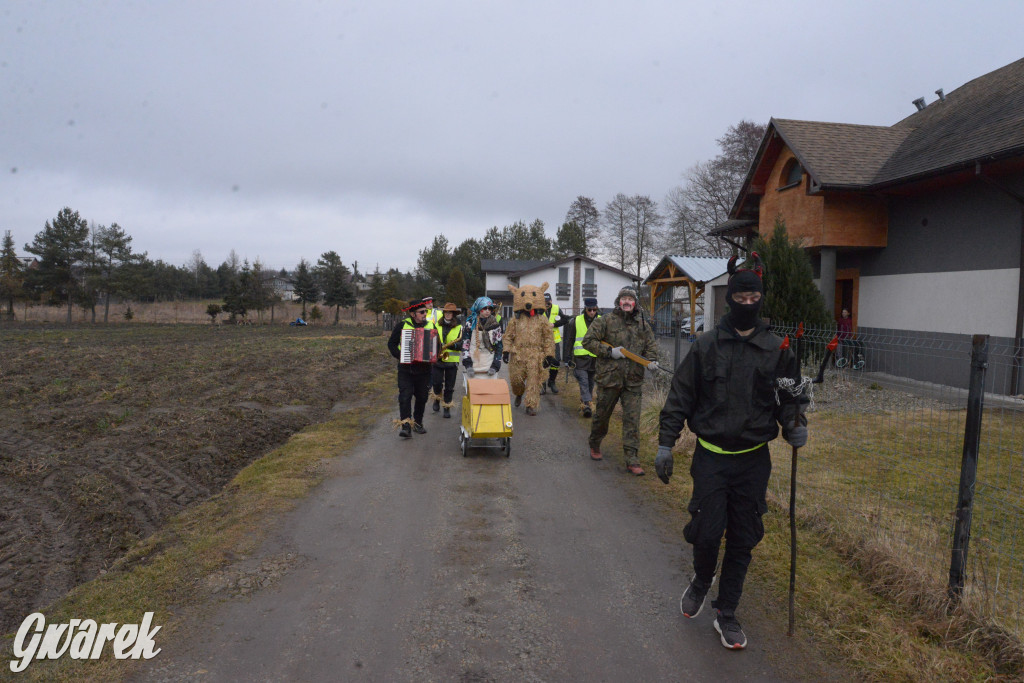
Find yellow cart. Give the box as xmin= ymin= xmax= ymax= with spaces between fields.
xmin=460 ymin=377 xmax=513 ymax=457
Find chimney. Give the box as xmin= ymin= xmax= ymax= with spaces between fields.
xmin=935 ymin=88 xmax=945 ymax=102
xmin=912 ymin=97 xmax=926 ymax=111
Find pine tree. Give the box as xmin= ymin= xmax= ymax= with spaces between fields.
xmin=318 ymin=251 xmax=355 ymax=324
xmin=290 ymin=258 xmax=320 ymax=318
xmin=750 ymin=218 xmax=830 ymax=327
xmin=553 ymin=221 xmax=586 ymax=257
xmin=446 ymin=268 xmax=468 ymax=309
xmin=0 ymin=230 xmax=25 ymax=319
xmin=25 ymin=207 xmax=90 ymax=324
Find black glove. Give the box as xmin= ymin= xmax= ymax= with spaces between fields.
xmin=543 ymin=356 xmax=556 ymax=368
xmin=462 ymin=357 xmax=472 ymax=368
xmin=655 ymin=446 xmax=673 ymax=484
xmin=502 ymin=351 xmax=509 ymax=363
xmin=785 ymin=425 xmax=808 ymax=449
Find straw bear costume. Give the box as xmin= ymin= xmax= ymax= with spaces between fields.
xmin=503 ymin=283 xmax=556 ymax=415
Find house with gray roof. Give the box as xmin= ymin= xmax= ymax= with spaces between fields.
xmin=482 ymin=255 xmax=641 ymax=320
xmin=716 ymin=57 xmax=1024 ymax=392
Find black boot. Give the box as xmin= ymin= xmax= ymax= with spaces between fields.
xmin=548 ymin=378 xmax=559 ymax=394
xmin=413 ymin=422 xmax=427 ymax=434
xmin=540 ymin=382 xmax=547 ymax=395
xmin=514 ymin=395 xmax=522 ymax=407
xmin=399 ymin=423 xmax=412 ymax=438
xmin=432 ymin=400 xmax=440 ymax=412
xmin=443 ymin=406 xmax=451 ymax=418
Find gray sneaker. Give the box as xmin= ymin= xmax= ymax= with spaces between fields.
xmin=713 ymin=609 xmax=747 ymax=649
xmin=679 ymin=575 xmax=714 ymax=618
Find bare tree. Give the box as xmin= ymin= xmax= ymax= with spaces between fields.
xmin=627 ymin=195 xmax=663 ymax=279
xmin=665 ymin=120 xmax=766 ymax=257
xmin=599 ymin=193 xmax=632 ymax=272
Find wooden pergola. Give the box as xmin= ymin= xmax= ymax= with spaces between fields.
xmin=643 ymin=256 xmax=731 ymax=333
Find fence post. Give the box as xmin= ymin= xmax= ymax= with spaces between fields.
xmin=948 ymin=334 xmax=989 ymax=602
xmin=673 ymin=317 xmax=682 ymax=369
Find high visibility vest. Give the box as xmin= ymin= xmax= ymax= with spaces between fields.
xmin=399 ymin=319 xmax=436 ymax=357
xmin=438 ymin=324 xmax=462 ymax=363
xmin=547 ymin=304 xmax=561 ymax=343
xmin=573 ymin=313 xmax=599 ymax=356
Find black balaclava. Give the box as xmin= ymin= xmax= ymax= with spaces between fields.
xmin=726 ymin=270 xmax=763 ymax=330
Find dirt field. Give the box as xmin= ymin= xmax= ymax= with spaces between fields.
xmin=9 ymin=300 xmax=379 ymax=326
xmin=0 ymin=322 xmax=391 ymax=634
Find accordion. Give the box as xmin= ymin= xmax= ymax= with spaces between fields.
xmin=400 ymin=327 xmax=439 ymax=364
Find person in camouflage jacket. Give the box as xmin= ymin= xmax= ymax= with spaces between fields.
xmin=581 ymin=286 xmax=661 ymax=474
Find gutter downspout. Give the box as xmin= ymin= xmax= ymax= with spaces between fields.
xmin=976 ymin=162 xmax=1024 ymax=395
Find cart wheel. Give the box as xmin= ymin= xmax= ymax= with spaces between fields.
xmin=835 ymin=356 xmax=849 ymax=369
xmin=504 ymin=437 xmax=511 ymax=458
xmin=461 ymin=431 xmax=468 ymax=457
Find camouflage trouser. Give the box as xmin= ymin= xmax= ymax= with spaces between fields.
xmin=588 ymin=383 xmax=642 ymax=465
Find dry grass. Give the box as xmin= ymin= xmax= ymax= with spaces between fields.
xmin=558 ymin=375 xmax=1023 ymax=681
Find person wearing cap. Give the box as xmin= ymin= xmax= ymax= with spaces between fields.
xmin=430 ymin=302 xmax=462 ymax=418
xmin=581 ymin=286 xmax=660 ymax=475
xmin=386 ymin=298 xmax=437 ymax=438
xmin=654 ymin=256 xmax=808 ymax=650
xmin=540 ymin=292 xmax=572 ymax=395
xmin=562 ymin=297 xmax=601 ymax=417
xmin=423 ymin=296 xmax=442 ymax=325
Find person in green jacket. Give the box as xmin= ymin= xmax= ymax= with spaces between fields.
xmin=581 ymin=286 xmax=660 ymax=474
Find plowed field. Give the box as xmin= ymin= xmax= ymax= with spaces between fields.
xmin=0 ymin=322 xmax=390 ymax=634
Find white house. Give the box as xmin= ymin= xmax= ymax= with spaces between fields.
xmin=482 ymin=254 xmax=641 ymax=319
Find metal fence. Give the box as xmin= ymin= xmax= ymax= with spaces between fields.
xmin=766 ymin=323 xmax=1024 ymax=640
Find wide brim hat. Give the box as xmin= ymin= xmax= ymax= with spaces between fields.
xmin=442 ymin=302 xmax=459 ymax=313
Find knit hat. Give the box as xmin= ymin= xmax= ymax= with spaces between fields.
xmin=583 ymin=297 xmax=598 ymax=308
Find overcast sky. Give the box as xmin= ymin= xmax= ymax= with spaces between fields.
xmin=2 ymin=1 xmax=1021 ymax=273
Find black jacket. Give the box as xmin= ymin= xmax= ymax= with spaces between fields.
xmin=658 ymin=316 xmax=807 ymax=451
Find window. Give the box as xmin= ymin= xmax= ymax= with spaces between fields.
xmin=558 ymin=267 xmax=569 ymax=283
xmin=584 ymin=268 xmax=594 ymax=284
xmin=778 ymin=159 xmax=802 ymax=190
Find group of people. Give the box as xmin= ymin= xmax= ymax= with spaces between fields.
xmin=386 ymin=267 xmax=809 ymax=651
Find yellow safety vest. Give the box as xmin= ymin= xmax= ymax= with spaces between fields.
xmin=547 ymin=304 xmax=561 ymax=343
xmin=573 ymin=313 xmax=599 ymax=356
xmin=438 ymin=324 xmax=462 ymax=363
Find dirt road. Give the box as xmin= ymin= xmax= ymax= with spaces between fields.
xmin=140 ymin=371 xmax=826 ymax=681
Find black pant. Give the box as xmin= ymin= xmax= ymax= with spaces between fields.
xmin=684 ymin=441 xmax=771 ymax=611
xmin=398 ymin=367 xmax=431 ymax=423
xmin=430 ymin=363 xmax=458 ymax=403
xmin=549 ymin=344 xmax=562 ymax=383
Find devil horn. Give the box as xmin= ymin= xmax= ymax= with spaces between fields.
xmin=750 ymin=251 xmax=764 ymax=278
xmin=727 ymin=255 xmax=738 ymax=275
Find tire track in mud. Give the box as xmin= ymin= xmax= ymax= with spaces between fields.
xmin=0 ymin=325 xmax=390 ymax=635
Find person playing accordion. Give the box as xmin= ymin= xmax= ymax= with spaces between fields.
xmin=387 ymin=297 xmax=438 ymax=438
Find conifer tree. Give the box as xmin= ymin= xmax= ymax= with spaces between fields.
xmin=25 ymin=207 xmax=90 ymax=324
xmin=290 ymin=258 xmax=320 ymax=318
xmin=0 ymin=230 xmax=24 ymax=319
xmin=446 ymin=267 xmax=468 ymax=309
xmin=750 ymin=217 xmax=830 ymax=327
